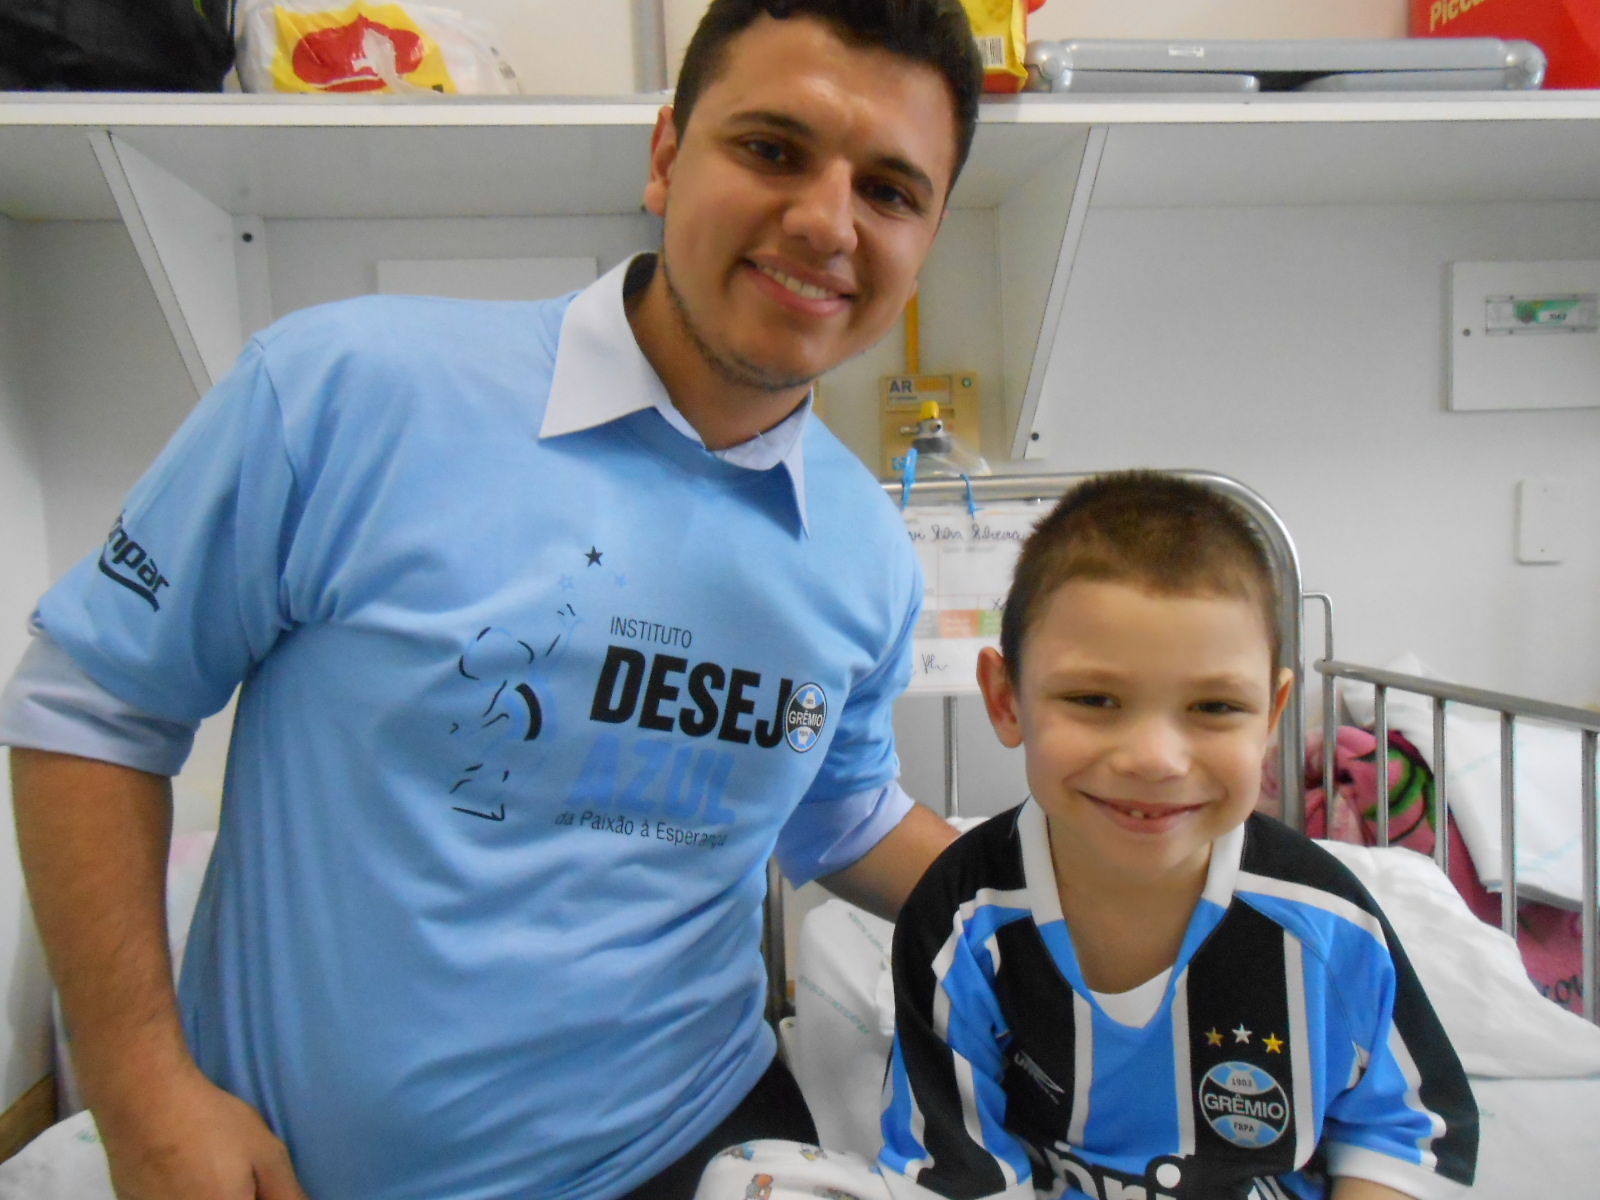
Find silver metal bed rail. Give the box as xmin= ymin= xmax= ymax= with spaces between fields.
xmin=1315 ymin=657 xmax=1600 ymax=1025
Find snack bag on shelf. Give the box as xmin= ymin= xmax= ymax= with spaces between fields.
xmin=236 ymin=0 xmax=520 ymax=94
xmin=1410 ymin=0 xmax=1599 ymax=88
xmin=960 ymin=0 xmax=1049 ymax=93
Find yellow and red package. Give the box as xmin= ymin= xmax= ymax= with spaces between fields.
xmin=1411 ymin=0 xmax=1599 ymax=89
xmin=961 ymin=0 xmax=1048 ymax=94
xmin=236 ymin=0 xmax=520 ymax=95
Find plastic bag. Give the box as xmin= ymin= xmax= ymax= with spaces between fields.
xmin=236 ymin=0 xmax=520 ymax=94
xmin=960 ymin=0 xmax=1048 ymax=93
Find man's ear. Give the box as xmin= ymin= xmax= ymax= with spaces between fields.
xmin=1266 ymin=667 xmax=1295 ymax=738
xmin=976 ymin=647 xmax=1024 ymax=749
xmin=643 ymin=105 xmax=679 ymax=218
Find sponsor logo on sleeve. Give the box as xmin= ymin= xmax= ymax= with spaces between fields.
xmin=98 ymin=517 xmax=171 ymax=611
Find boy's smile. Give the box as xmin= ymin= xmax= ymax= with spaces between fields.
xmin=978 ymin=580 xmax=1292 ymax=891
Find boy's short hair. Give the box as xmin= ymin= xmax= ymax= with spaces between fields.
xmin=672 ymin=0 xmax=984 ymax=197
xmin=1000 ymin=470 xmax=1283 ymax=677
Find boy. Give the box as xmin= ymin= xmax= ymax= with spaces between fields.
xmin=698 ymin=472 xmax=1477 ymax=1200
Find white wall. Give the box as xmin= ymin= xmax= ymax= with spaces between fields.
xmin=892 ymin=198 xmax=1600 ymax=819
xmin=0 ymin=214 xmax=55 ymax=1107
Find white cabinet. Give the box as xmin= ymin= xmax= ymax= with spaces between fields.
xmin=4 ymin=90 xmax=1600 ymax=463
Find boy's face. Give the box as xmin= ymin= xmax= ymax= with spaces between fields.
xmin=641 ymin=14 xmax=956 ymax=392
xmin=977 ymin=580 xmax=1292 ymax=887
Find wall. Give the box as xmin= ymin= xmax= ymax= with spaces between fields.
xmin=0 ymin=214 xmax=54 ymax=1108
xmin=893 ymin=198 xmax=1600 ymax=819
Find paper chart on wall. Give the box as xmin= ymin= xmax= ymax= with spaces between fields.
xmin=902 ymin=501 xmax=1047 ymax=694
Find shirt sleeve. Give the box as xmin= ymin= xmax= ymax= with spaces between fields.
xmin=0 ymin=624 xmax=199 ymax=774
xmin=1317 ymin=908 xmax=1478 ymax=1200
xmin=34 ymin=338 xmax=300 ymax=727
xmin=878 ymin=867 xmax=1035 ymax=1200
xmin=775 ymin=540 xmax=921 ymax=889
xmin=773 ymin=778 xmax=917 ymax=887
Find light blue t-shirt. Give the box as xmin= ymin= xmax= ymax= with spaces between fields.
xmin=30 ymin=262 xmax=923 ymax=1199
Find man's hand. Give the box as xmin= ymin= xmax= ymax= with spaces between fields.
xmin=10 ymin=748 xmax=309 ymax=1198
xmin=96 ymin=1068 xmax=309 ymax=1200
xmin=1329 ymin=1177 xmax=1416 ymax=1200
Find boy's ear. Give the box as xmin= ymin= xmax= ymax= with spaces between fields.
xmin=976 ymin=647 xmax=1024 ymax=749
xmin=1266 ymin=667 xmax=1295 ymax=738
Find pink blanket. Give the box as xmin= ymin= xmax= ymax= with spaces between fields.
xmin=1263 ymin=727 xmax=1585 ymax=1016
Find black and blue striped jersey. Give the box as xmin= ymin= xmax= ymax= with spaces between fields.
xmin=879 ymin=801 xmax=1477 ymax=1200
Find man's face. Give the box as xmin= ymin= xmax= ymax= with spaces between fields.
xmin=643 ymin=14 xmax=958 ymax=392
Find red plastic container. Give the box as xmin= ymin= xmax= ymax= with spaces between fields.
xmin=1410 ymin=0 xmax=1600 ymax=89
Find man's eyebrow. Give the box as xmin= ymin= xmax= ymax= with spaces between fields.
xmin=725 ymin=110 xmax=938 ymax=198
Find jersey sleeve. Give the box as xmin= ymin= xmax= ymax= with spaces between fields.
xmin=879 ymin=865 xmax=1035 ymax=1200
xmin=36 ymin=338 xmax=301 ymax=725
xmin=1318 ymin=906 xmax=1478 ymax=1199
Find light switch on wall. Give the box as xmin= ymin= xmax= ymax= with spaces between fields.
xmin=1516 ymin=478 xmax=1572 ymax=564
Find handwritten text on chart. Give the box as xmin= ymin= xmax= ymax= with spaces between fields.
xmin=901 ymin=502 xmax=1044 ymax=694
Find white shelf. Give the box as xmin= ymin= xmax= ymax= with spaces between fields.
xmin=5 ymin=89 xmax=1600 ymax=455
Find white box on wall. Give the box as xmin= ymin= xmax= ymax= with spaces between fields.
xmin=1449 ymin=260 xmax=1600 ymax=411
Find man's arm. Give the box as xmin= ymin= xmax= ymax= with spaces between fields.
xmin=816 ymin=802 xmax=957 ymax=921
xmin=11 ymin=748 xmax=307 ymax=1200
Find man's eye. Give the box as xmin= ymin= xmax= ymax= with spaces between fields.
xmin=741 ymin=138 xmax=789 ymax=165
xmin=861 ymin=181 xmax=916 ymax=212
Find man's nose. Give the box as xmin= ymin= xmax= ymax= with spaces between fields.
xmin=782 ymin=160 xmax=858 ymax=257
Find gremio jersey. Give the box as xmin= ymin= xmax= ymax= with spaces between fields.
xmin=880 ymin=803 xmax=1477 ymax=1200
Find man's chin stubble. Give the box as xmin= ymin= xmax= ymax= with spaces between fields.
xmin=662 ymin=257 xmax=818 ymax=394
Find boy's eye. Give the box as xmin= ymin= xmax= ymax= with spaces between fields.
xmin=1064 ymin=693 xmax=1116 ymax=710
xmin=1194 ymin=700 xmax=1247 ymax=717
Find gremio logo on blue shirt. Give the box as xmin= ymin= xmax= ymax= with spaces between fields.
xmin=1199 ymin=1062 xmax=1290 ymax=1149
xmin=784 ymin=683 xmax=827 ymax=753
xmin=590 ymin=646 xmax=826 ymax=753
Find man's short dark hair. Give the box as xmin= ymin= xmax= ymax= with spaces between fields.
xmin=672 ymin=0 xmax=983 ymax=199
xmin=1000 ymin=471 xmax=1283 ymax=678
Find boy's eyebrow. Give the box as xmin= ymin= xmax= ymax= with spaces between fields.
xmin=724 ymin=110 xmax=939 ymax=198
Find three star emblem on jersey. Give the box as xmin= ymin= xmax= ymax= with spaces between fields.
xmin=785 ymin=683 xmax=828 ymax=752
xmin=1198 ymin=1061 xmax=1291 ymax=1149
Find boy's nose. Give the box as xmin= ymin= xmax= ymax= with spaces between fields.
xmin=781 ymin=160 xmax=858 ymax=258
xmin=1111 ymin=716 xmax=1190 ymax=781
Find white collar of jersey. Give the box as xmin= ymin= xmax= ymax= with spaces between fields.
xmin=1016 ymin=797 xmax=1249 ymax=923
xmin=539 ymin=254 xmax=812 ymax=534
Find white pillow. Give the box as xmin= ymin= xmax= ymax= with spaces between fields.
xmin=1316 ymin=840 xmax=1600 ymax=1079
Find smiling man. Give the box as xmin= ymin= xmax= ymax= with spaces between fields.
xmin=1 ymin=3 xmax=982 ymax=1200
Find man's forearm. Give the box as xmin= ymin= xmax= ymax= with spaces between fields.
xmin=10 ymin=748 xmax=196 ymax=1123
xmin=817 ymin=802 xmax=957 ymax=921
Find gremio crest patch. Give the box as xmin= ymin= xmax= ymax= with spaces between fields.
xmin=1199 ymin=1061 xmax=1290 ymax=1149
xmin=784 ymin=683 xmax=827 ymax=752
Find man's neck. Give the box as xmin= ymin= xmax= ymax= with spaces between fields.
xmin=624 ymin=257 xmax=811 ymax=452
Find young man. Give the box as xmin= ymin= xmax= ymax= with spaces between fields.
xmin=0 ymin=3 xmax=983 ymax=1199
xmin=696 ymin=472 xmax=1477 ymax=1200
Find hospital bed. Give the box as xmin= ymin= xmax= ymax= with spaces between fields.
xmin=4 ymin=473 xmax=1599 ymax=1198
